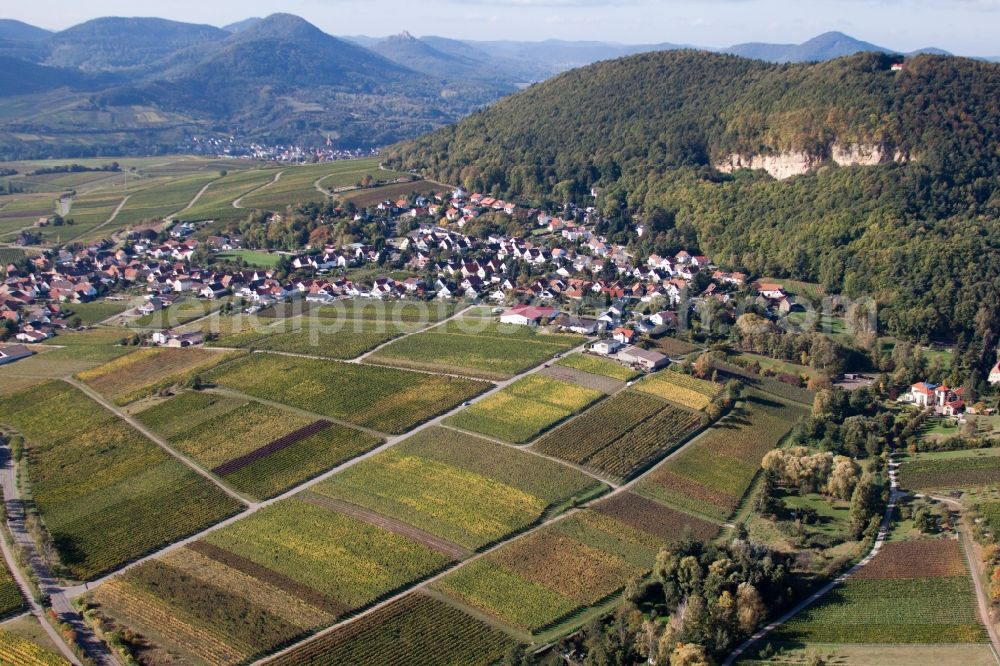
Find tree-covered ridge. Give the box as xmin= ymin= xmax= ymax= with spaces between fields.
xmin=387 ymin=51 xmax=1000 ymax=191
xmin=385 ymin=51 xmax=1000 ymax=384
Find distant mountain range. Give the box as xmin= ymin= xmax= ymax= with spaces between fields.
xmin=0 ymin=14 xmax=989 ymax=159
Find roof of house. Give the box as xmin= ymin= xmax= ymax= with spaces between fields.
xmin=503 ymin=304 xmax=556 ymax=320
xmin=0 ymin=344 xmax=32 ymax=360
xmin=619 ymin=346 xmax=667 ymax=364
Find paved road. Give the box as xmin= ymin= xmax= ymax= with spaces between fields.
xmin=233 ymin=171 xmax=284 ymax=209
xmin=166 ymin=179 xmax=217 ymax=221
xmin=722 ymin=460 xmax=904 ymax=666
xmin=0 ymin=444 xmax=116 ymax=665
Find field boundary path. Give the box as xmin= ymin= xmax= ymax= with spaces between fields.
xmin=722 ymin=460 xmax=905 ymax=666
xmin=63 ymin=379 xmax=254 ymax=508
xmin=166 ymin=178 xmax=218 ymax=221
xmin=0 ymin=443 xmax=115 ymax=666
xmin=233 ymin=171 xmax=284 ymax=209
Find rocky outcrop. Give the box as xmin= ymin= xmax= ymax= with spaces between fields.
xmin=716 ymin=143 xmax=908 ymax=179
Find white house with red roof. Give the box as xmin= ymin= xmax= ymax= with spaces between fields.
xmin=990 ymin=361 xmax=1000 ymax=386
xmin=908 ymin=382 xmax=965 ymax=415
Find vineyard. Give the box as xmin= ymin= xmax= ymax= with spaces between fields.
xmin=709 ymin=358 xmax=815 ymax=405
xmin=555 ymin=353 xmax=641 ymax=381
xmin=0 ymin=381 xmax=243 ymax=580
xmin=368 ymin=318 xmax=582 ymax=380
xmin=533 ymin=391 xmax=701 ymax=482
xmin=77 ymin=347 xmax=237 ymax=405
xmin=260 ymin=299 xmax=459 ymax=323
xmin=636 ymin=391 xmax=806 ymax=521
xmin=978 ymin=502 xmax=1000 ymax=535
xmin=209 ymin=317 xmax=421 ymax=360
xmin=0 ymin=560 xmax=24 ymax=619
xmin=774 ymin=537 xmax=987 ymax=645
xmin=434 ymin=492 xmax=709 ymax=635
xmin=898 ymin=452 xmax=1000 ymax=491
xmin=203 ymin=353 xmax=490 ymax=434
xmin=446 ymin=374 xmax=604 ymax=443
xmin=314 ymin=426 xmax=604 ymax=550
xmin=634 ymin=370 xmax=722 ymax=410
xmin=91 ymin=498 xmax=453 ymax=662
xmin=266 ymin=593 xmax=516 ymax=666
xmin=137 ymin=391 xmax=381 ymax=498
xmin=0 ymin=630 xmax=68 ymax=666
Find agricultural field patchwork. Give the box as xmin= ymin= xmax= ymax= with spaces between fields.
xmin=88 ymin=498 xmax=453 ymax=663
xmin=314 ymin=426 xmax=605 ymax=550
xmin=0 ymin=381 xmax=243 ymax=580
xmin=112 ymin=173 xmax=219 ymax=226
xmin=368 ymin=318 xmax=583 ymax=380
xmin=207 ymin=316 xmax=422 ymax=360
xmin=77 ymin=347 xmax=237 ymax=405
xmin=533 ymin=391 xmax=701 ymax=482
xmin=446 ymin=374 xmax=604 ymax=443
xmin=434 ymin=492 xmax=714 ymax=634
xmin=266 ymin=593 xmax=516 ymax=666
xmin=773 ymin=538 xmax=987 ymax=645
xmin=633 ymin=369 xmax=723 ymax=410
xmin=239 ymin=160 xmax=406 ymax=211
xmin=259 ymin=299 xmax=460 ymax=323
xmin=898 ymin=450 xmax=1000 ymax=491
xmin=204 ymin=353 xmax=490 ymax=434
xmin=136 ymin=391 xmax=382 ymax=499
xmin=636 ymin=391 xmax=807 ymax=522
xmin=181 ymin=168 xmax=281 ymax=222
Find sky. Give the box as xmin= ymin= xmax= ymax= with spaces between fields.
xmin=6 ymin=0 xmax=1000 ymax=57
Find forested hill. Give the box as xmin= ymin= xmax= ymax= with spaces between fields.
xmin=385 ymin=51 xmax=1000 ymax=386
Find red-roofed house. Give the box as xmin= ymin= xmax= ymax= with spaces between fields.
xmin=500 ymin=304 xmax=557 ymax=326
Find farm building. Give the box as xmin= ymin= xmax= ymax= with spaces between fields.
xmin=500 ymin=304 xmax=557 ymax=326
xmin=618 ymin=346 xmax=669 ymax=372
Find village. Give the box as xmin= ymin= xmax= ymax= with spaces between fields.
xmin=0 ymin=181 xmax=829 ymax=376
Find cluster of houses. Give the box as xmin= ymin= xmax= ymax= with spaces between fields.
xmin=496 ymin=303 xmax=672 ymax=373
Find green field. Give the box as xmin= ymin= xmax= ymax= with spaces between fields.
xmin=446 ymin=374 xmax=604 ymax=444
xmin=208 ymin=316 xmax=422 ymax=360
xmin=215 ymin=249 xmax=282 ymax=267
xmin=0 ymin=381 xmax=243 ymax=580
xmin=314 ymin=426 xmax=604 ymax=549
xmin=555 ymin=353 xmax=640 ymax=381
xmin=110 ymin=173 xmax=219 ymax=225
xmin=434 ymin=492 xmax=718 ymax=635
xmin=368 ymin=318 xmax=583 ymax=380
xmin=772 ymin=538 xmax=986 ymax=645
xmin=90 ymin=497 xmax=453 ymax=664
xmin=898 ymin=449 xmax=1000 ymax=492
xmin=66 ymin=300 xmax=131 ymax=326
xmin=636 ymin=391 xmax=807 ymax=521
xmin=266 ymin=592 xmax=516 ymax=666
xmin=533 ymin=390 xmax=701 ymax=482
xmin=181 ymin=168 xmax=280 ymax=222
xmin=77 ymin=347 xmax=237 ymax=405
xmin=204 ymin=352 xmax=490 ymax=434
xmin=239 ymin=160 xmax=406 ymax=211
xmin=136 ymin=391 xmax=382 ymax=499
